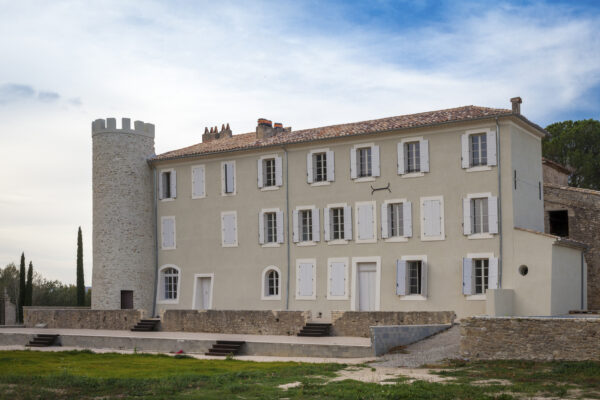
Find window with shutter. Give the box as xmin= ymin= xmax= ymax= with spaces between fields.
xmin=331 ymin=207 xmax=345 ymax=240
xmin=161 ymin=216 xmax=176 ymax=249
xmin=328 ymin=259 xmax=348 ymax=299
xmin=420 ymin=196 xmax=444 ymax=241
xmin=221 ymin=211 xmax=238 ymax=247
xmin=296 ymin=259 xmax=316 ymax=299
xmin=397 ymin=256 xmax=428 ymax=298
xmin=462 ymin=129 xmax=496 ymax=170
xmin=260 ymin=208 xmax=283 ymax=246
xmin=351 ymin=143 xmax=379 ymax=180
xmin=464 ymin=253 xmax=496 ymax=296
xmin=222 ymin=161 xmax=235 ymax=195
xmin=356 ymin=201 xmax=376 ymax=243
xmin=160 ymin=169 xmax=176 ymax=200
xmin=464 ymin=194 xmax=497 ymax=237
xmin=191 ymin=165 xmax=205 ymax=199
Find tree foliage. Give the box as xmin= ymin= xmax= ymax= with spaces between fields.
xmin=25 ymin=261 xmax=33 ymax=306
xmin=18 ymin=253 xmax=26 ymax=323
xmin=76 ymin=227 xmax=85 ymax=306
xmin=543 ymin=119 xmax=600 ymax=190
xmin=0 ymin=263 xmax=19 ymax=304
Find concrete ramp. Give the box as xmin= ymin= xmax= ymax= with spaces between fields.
xmin=370 ymin=324 xmax=452 ymax=356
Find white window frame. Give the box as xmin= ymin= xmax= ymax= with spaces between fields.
xmin=350 ymin=256 xmax=381 ymax=311
xmin=398 ymin=137 xmax=426 ymax=178
xmin=221 ymin=211 xmax=238 ymax=247
xmin=221 ymin=160 xmax=236 ymax=196
xmin=261 ymin=207 xmax=282 ymax=248
xmin=261 ymin=265 xmax=282 ymax=300
xmin=192 ymin=273 xmax=214 ymax=309
xmin=465 ymin=252 xmax=494 ymax=301
xmin=191 ymin=164 xmax=206 ymax=199
xmin=327 ymin=257 xmax=349 ymax=300
xmin=259 ymin=154 xmax=281 ymax=191
xmin=382 ymin=198 xmax=409 ymax=243
xmin=466 ymin=192 xmax=494 ymax=240
xmin=308 ymin=148 xmax=333 ymax=186
xmin=326 ymin=202 xmax=349 ymax=245
xmin=399 ymin=255 xmax=427 ymax=301
xmin=463 ymin=128 xmax=495 ymax=172
xmin=355 ymin=200 xmax=377 ymax=244
xmin=295 ymin=205 xmax=317 ymax=246
xmin=159 ymin=168 xmax=176 ymax=201
xmin=420 ymin=195 xmax=445 ymax=241
xmin=295 ymin=258 xmax=316 ymax=300
xmin=351 ymin=142 xmax=378 ymax=182
xmin=160 ymin=215 xmax=176 ymax=250
xmin=156 ymin=264 xmax=181 ymax=304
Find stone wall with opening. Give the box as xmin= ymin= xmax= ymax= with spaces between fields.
xmin=330 ymin=311 xmax=456 ymax=337
xmin=24 ymin=307 xmax=145 ymax=330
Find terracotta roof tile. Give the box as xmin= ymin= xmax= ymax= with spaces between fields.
xmin=152 ymin=105 xmax=514 ymax=162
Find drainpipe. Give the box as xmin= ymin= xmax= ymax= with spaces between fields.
xmin=496 ymin=118 xmax=503 ymax=288
xmin=151 ymin=167 xmax=159 ymax=317
xmin=283 ymin=147 xmax=291 ymax=310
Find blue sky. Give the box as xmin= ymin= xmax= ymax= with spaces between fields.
xmin=1 ymin=0 xmax=599 ymax=284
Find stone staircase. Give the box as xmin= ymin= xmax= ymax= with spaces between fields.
xmin=26 ymin=334 xmax=59 ymax=347
xmin=131 ymin=319 xmax=160 ymax=332
xmin=297 ymin=322 xmax=332 ymax=337
xmin=205 ymin=340 xmax=245 ymax=356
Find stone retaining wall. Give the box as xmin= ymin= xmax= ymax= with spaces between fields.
xmin=23 ymin=307 xmax=145 ymax=330
xmin=331 ymin=311 xmax=456 ymax=337
xmin=161 ymin=310 xmax=310 ymax=336
xmin=461 ymin=316 xmax=600 ymax=361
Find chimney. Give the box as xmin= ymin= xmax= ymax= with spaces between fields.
xmin=273 ymin=122 xmax=284 ymax=134
xmin=256 ymin=118 xmax=274 ymax=139
xmin=511 ymin=97 xmax=522 ymax=114
xmin=202 ymin=123 xmax=233 ymax=142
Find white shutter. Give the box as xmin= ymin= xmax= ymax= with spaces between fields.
xmin=258 ymin=212 xmax=265 ymax=244
xmin=357 ymin=203 xmax=374 ymax=240
xmin=225 ymin=162 xmax=234 ymax=193
xmin=420 ymin=139 xmax=429 ymax=173
xmin=312 ymin=208 xmax=320 ymax=242
xmin=397 ymin=142 xmax=405 ymax=175
xmin=292 ymin=210 xmax=299 ymax=243
xmin=462 ymin=258 xmax=474 ymax=295
xmin=162 ymin=217 xmax=175 ymax=249
xmin=463 ymin=198 xmax=472 ymax=235
xmin=396 ymin=260 xmax=407 ymax=295
xmin=372 ymin=145 xmax=380 ymax=177
xmin=403 ymin=201 xmax=412 ymax=237
xmin=488 ymin=196 xmax=498 ymax=234
xmin=330 ymin=262 xmax=346 ymax=297
xmin=423 ymin=200 xmax=441 ymax=237
xmin=298 ymin=263 xmax=313 ymax=297
xmin=306 ymin=153 xmax=313 ymax=183
xmin=461 ymin=134 xmax=470 ymax=168
xmin=487 ymin=130 xmax=497 ymax=166
xmin=257 ymin=159 xmax=263 ymax=188
xmin=323 ymin=207 xmax=331 ymax=241
xmin=275 ymin=156 xmax=283 ymax=186
xmin=380 ymin=203 xmax=389 ymax=239
xmin=158 ymin=172 xmax=164 ymax=199
xmin=326 ymin=150 xmax=335 ymax=181
xmin=222 ymin=213 xmax=236 ymax=245
xmin=421 ymin=261 xmax=428 ymax=296
xmin=192 ymin=166 xmax=205 ymax=198
xmin=276 ymin=211 xmax=284 ymax=243
xmin=350 ymin=148 xmax=357 ymax=179
xmin=343 ymin=205 xmax=352 ymax=240
xmin=488 ymin=257 xmax=499 ymax=290
xmin=170 ymin=170 xmax=177 ymax=198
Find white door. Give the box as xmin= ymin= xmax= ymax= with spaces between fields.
xmin=358 ymin=263 xmax=376 ymax=311
xmin=194 ymin=277 xmax=212 ymax=310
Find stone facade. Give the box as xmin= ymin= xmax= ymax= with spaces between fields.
xmin=160 ymin=310 xmax=310 ymax=335
xmin=542 ymin=158 xmax=572 ymax=186
xmin=330 ymin=311 xmax=456 ymax=337
xmin=544 ymin=183 xmax=600 ymax=310
xmin=24 ymin=307 xmax=145 ymax=330
xmin=461 ymin=316 xmax=600 ymax=361
xmin=91 ymin=118 xmax=157 ymax=312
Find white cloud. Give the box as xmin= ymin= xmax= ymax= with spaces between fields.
xmin=0 ymin=1 xmax=598 ymax=284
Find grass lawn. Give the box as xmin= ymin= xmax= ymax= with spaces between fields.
xmin=0 ymin=350 xmax=599 ymax=399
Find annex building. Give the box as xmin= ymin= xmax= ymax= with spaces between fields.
xmin=90 ymin=97 xmax=588 ymax=320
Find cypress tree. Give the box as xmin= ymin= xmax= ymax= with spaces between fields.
xmin=76 ymin=227 xmax=85 ymax=306
xmin=26 ymin=261 xmax=33 ymax=306
xmin=18 ymin=253 xmax=26 ymax=323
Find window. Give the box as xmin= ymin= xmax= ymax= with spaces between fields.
xmin=296 ymin=259 xmax=316 ymax=300
xmin=222 ymin=161 xmax=235 ymax=195
xmin=263 ymin=158 xmax=276 ymax=187
xmin=473 ymin=259 xmax=489 ymax=295
xmin=261 ymin=266 xmax=281 ymax=300
xmin=398 ymin=138 xmax=429 ymax=175
xmin=389 ymin=203 xmax=404 ymax=237
xmin=265 ymin=212 xmax=277 ymax=243
xmin=314 ymin=152 xmax=327 ymax=182
xmin=461 ymin=129 xmax=497 ymax=169
xmin=472 ymin=198 xmax=489 ymax=234
xmin=327 ymin=258 xmax=349 ymax=299
xmin=162 ymin=267 xmax=179 ymax=300
xmin=258 ymin=155 xmax=282 ymax=189
xmin=381 ymin=200 xmax=412 ymax=240
xmin=221 ymin=211 xmax=238 ymax=247
xmin=191 ymin=165 xmax=205 ymax=198
xmin=293 ymin=207 xmax=320 ymax=243
xmin=407 ymin=261 xmax=422 ymax=295
xmin=462 ymin=255 xmax=498 ymax=296
xmin=463 ymin=194 xmax=498 ymax=236
xmin=332 ymin=207 xmax=344 ymax=240
xmin=161 ymin=216 xmax=176 ymax=250
xmin=355 ymin=201 xmax=376 ymax=243
xmin=324 ymin=205 xmax=352 ymax=242
xmin=420 ymin=196 xmax=444 ymax=241
xmin=350 ymin=144 xmax=380 ymax=180
xmin=307 ymin=149 xmax=334 ymax=183
xmin=259 ymin=209 xmax=284 ymax=245
xmin=405 ymin=142 xmax=420 ymax=173
xmin=396 ymin=257 xmax=427 ymax=297
xmin=548 ymin=210 xmax=569 ymax=237
xmin=470 ymin=133 xmax=487 ymax=167
xmin=300 ymin=210 xmax=312 ymax=241
xmin=159 ymin=169 xmax=176 ymax=200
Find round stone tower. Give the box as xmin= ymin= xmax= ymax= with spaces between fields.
xmin=91 ymin=118 xmax=156 ymax=313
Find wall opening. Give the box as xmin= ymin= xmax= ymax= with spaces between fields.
xmin=121 ymin=290 xmax=134 ymax=309
xmin=548 ymin=210 xmax=569 ymax=237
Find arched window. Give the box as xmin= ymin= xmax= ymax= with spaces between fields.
xmin=261 ymin=266 xmax=281 ymax=300
xmin=158 ymin=265 xmax=180 ymax=302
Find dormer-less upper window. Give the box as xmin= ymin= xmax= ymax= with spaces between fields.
xmin=159 ymin=169 xmax=176 ymax=200
xmin=470 ymin=133 xmax=487 ymax=167
xmin=461 ymin=129 xmax=496 ymax=170
xmin=350 ymin=144 xmax=380 ymax=180
xmin=257 ymin=155 xmax=283 ymax=189
xmin=357 ymin=147 xmax=372 ymax=177
xmin=263 ymin=158 xmax=276 ymax=187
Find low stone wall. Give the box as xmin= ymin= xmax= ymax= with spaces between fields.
xmin=330 ymin=311 xmax=456 ymax=337
xmin=161 ymin=310 xmax=310 ymax=336
xmin=23 ymin=307 xmax=145 ymax=330
xmin=461 ymin=316 xmax=600 ymax=361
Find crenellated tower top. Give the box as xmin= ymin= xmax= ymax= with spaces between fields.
xmin=92 ymin=117 xmax=155 ymax=138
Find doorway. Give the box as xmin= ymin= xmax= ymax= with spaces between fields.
xmin=193 ymin=275 xmax=213 ymax=310
xmin=357 ymin=263 xmax=376 ymax=311
xmin=120 ymin=290 xmax=133 ymax=309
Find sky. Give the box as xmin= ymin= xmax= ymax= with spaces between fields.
xmin=1 ymin=0 xmax=599 ymax=285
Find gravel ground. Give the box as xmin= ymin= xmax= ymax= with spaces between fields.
xmin=371 ymin=324 xmax=461 ymax=368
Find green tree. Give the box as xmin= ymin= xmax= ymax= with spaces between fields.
xmin=0 ymin=263 xmax=19 ymax=304
xmin=25 ymin=261 xmax=33 ymax=306
xmin=18 ymin=253 xmax=25 ymax=323
xmin=543 ymin=119 xmax=600 ymax=190
xmin=76 ymin=227 xmax=85 ymax=306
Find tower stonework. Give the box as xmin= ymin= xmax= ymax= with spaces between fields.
xmin=91 ymin=118 xmax=156 ymax=313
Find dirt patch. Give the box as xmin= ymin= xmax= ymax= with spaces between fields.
xmin=471 ymin=379 xmax=512 ymax=386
